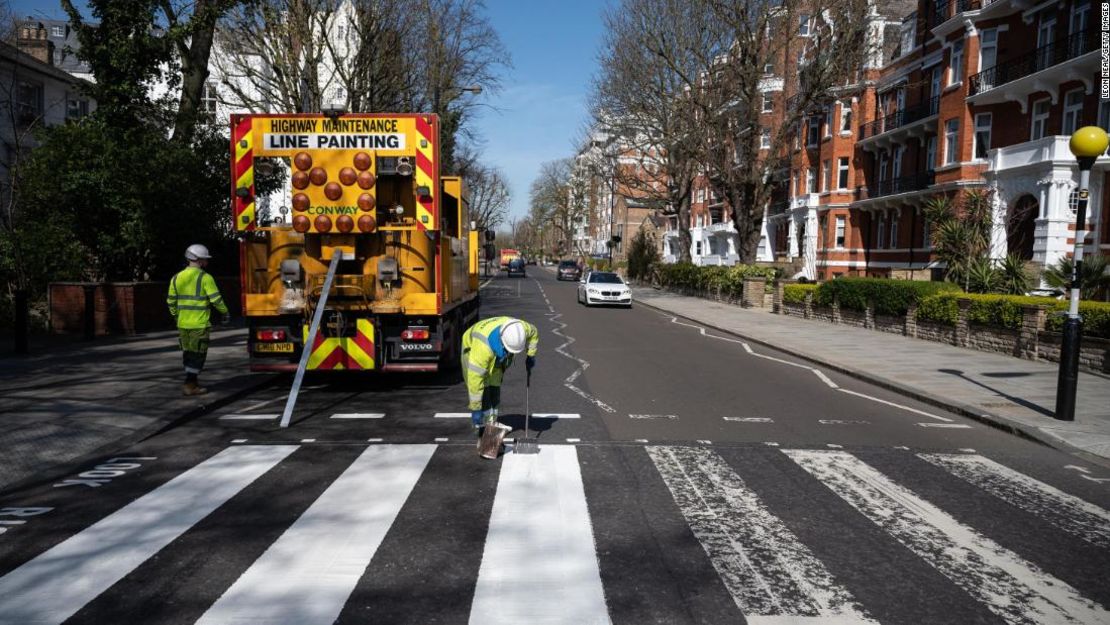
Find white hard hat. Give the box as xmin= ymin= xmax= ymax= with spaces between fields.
xmin=501 ymin=320 xmax=527 ymax=354
xmin=185 ymin=244 xmax=212 ymax=261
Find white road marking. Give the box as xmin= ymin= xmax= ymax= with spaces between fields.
xmin=826 ymin=444 xmax=843 ymax=449
xmin=920 ymin=454 xmax=1110 ymax=548
xmin=917 ymin=423 xmax=972 ymax=429
xmin=536 ymin=279 xmax=616 ymax=414
xmin=697 ymin=440 xmax=712 ymax=445
xmin=434 ymin=437 xmax=448 ymax=442
xmin=197 ymin=445 xmax=436 ymax=625
xmin=470 ymin=445 xmax=610 ymax=625
xmin=724 ymin=417 xmax=775 ymax=423
xmin=220 ymin=414 xmax=280 ymax=420
xmin=818 ymin=420 xmax=870 ymax=425
xmin=813 ymin=370 xmax=839 ymax=389
xmin=958 ymin=448 xmax=977 ymax=453
xmin=629 ymin=414 xmax=678 ymax=420
xmin=835 ymin=388 xmax=954 ymax=422
xmin=367 ymin=438 xmax=383 ymax=443
xmin=1064 ymin=465 xmax=1092 ymax=474
xmin=330 ymin=413 xmax=385 ymax=419
xmin=786 ymin=450 xmax=1110 ymax=625
xmin=531 ymin=413 xmax=581 ymax=419
xmin=231 ymin=439 xmax=248 ymax=444
xmin=566 ymin=438 xmax=581 ymax=443
xmin=647 ymin=446 xmax=876 ymax=624
xmin=0 ymin=445 xmax=297 ymax=625
xmin=764 ymin=442 xmax=780 ymax=447
xmin=301 ymin=439 xmax=316 ymax=443
xmin=894 ymin=446 xmax=910 ymax=450
xmin=434 ymin=412 xmax=472 ymax=419
xmin=634 ymin=439 xmax=649 ymax=443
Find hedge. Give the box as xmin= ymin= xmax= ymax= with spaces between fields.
xmin=783 ymin=283 xmax=818 ymax=304
xmin=655 ymin=263 xmax=779 ymax=297
xmin=814 ymin=278 xmax=961 ymax=316
xmin=916 ymin=293 xmax=1110 ymax=339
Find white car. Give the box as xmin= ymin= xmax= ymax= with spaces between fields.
xmin=577 ymin=271 xmax=632 ymax=307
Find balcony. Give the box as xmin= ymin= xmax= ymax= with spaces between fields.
xmin=859 ymin=96 xmax=940 ymax=141
xmin=768 ymin=199 xmax=791 ymax=218
xmin=856 ymin=171 xmax=935 ymax=202
xmin=989 ymin=135 xmax=1110 ymax=172
xmin=969 ymin=29 xmax=1097 ymax=98
xmin=929 ymin=0 xmax=990 ymax=29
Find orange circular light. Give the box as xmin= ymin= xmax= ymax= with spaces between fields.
xmin=336 ymin=214 xmax=354 ymax=233
xmin=357 ymin=215 xmax=377 ymax=232
xmin=292 ymin=171 xmax=309 ymax=190
xmin=314 ymin=215 xmax=333 ymax=232
xmin=309 ymin=167 xmax=327 ymax=185
xmin=324 ymin=182 xmax=343 ymax=201
xmin=353 ymin=152 xmax=372 ymax=171
xmin=292 ymin=215 xmax=310 ymax=232
xmin=358 ymin=193 xmax=376 ymax=211
xmin=292 ymin=193 xmax=310 ymax=211
xmin=357 ymin=171 xmax=376 ymax=189
xmin=294 ymin=152 xmax=312 ymax=171
xmin=339 ymin=167 xmax=358 ymax=186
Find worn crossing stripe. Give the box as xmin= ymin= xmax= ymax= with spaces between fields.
xmin=0 ymin=445 xmax=296 ymax=625
xmin=920 ymin=453 xmax=1110 ymax=548
xmin=470 ymin=445 xmax=610 ymax=625
xmin=196 ymin=444 xmax=436 ymax=625
xmin=786 ymin=450 xmax=1110 ymax=625
xmin=647 ymin=446 xmax=876 ymax=624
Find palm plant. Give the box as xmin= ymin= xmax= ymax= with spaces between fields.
xmin=924 ymin=190 xmax=994 ymax=290
xmin=1043 ymin=254 xmax=1110 ymax=301
xmin=997 ymin=254 xmax=1034 ymax=295
xmin=965 ymin=257 xmax=1000 ymax=294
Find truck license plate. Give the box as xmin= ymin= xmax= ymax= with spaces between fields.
xmin=255 ymin=342 xmax=294 ymax=353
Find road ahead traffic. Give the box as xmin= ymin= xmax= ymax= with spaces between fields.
xmin=0 ymin=267 xmax=1107 ymax=625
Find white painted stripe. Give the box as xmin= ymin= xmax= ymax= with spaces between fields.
xmin=647 ymin=446 xmax=876 ymax=623
xmin=724 ymin=417 xmax=775 ymax=423
xmin=819 ymin=420 xmax=869 ymax=425
xmin=785 ymin=450 xmax=1110 ymax=625
xmin=301 ymin=439 xmax=316 ymax=443
xmin=330 ymin=413 xmax=385 ymax=419
xmin=697 ymin=440 xmax=712 ymax=444
xmin=531 ymin=413 xmax=581 ymax=419
xmin=435 ymin=437 xmax=448 ymax=442
xmin=812 ymin=370 xmax=839 ymax=389
xmin=835 ymin=389 xmax=953 ymax=422
xmin=231 ymin=439 xmax=248 ymax=444
xmin=629 ymin=414 xmax=678 ymax=420
xmin=0 ymin=445 xmax=296 ymax=625
xmin=917 ymin=423 xmax=972 ymax=429
xmin=197 ymin=445 xmax=436 ymax=625
xmin=566 ymin=438 xmax=581 ymax=443
xmin=920 ymin=454 xmax=1110 ymax=548
xmin=826 ymin=444 xmax=843 ymax=449
xmin=367 ymin=438 xmax=383 ymax=443
xmin=470 ymin=445 xmax=610 ymax=625
xmin=220 ymin=414 xmax=280 ymax=420
xmin=434 ymin=412 xmax=473 ymax=419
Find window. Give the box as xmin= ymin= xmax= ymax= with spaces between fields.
xmin=877 ymin=214 xmax=886 ymax=248
xmin=66 ymin=98 xmax=88 ymax=119
xmin=944 ymin=118 xmax=959 ymax=165
xmin=979 ymin=29 xmax=997 ymax=74
xmin=1069 ymin=189 xmax=1080 ymax=215
xmin=890 ymin=213 xmax=899 ymax=249
xmin=878 ymin=150 xmax=889 ymax=182
xmin=807 ymin=116 xmax=820 ymax=147
xmin=892 ymin=146 xmax=903 ymax=179
xmin=51 ymin=25 xmax=64 ymax=37
xmin=695 ymin=241 xmax=702 ymax=255
xmin=925 ymin=135 xmax=937 ymax=171
xmin=837 ymin=157 xmax=850 ymax=189
xmin=839 ymin=101 xmax=852 ymax=133
xmin=761 ymin=94 xmax=773 ymax=113
xmin=835 ymin=216 xmax=846 ymax=248
xmin=1036 ymin=16 xmax=1057 ymax=70
xmin=760 ymin=127 xmax=771 ymax=149
xmin=1072 ymin=0 xmax=1091 ymax=35
xmin=200 ymin=82 xmax=218 ymax=114
xmin=922 ymin=216 xmax=931 ymax=248
xmin=1062 ymin=89 xmax=1084 ymax=135
xmin=973 ymin=113 xmax=991 ymax=160
xmin=15 ymin=81 xmax=43 ymax=124
xmin=824 ymin=105 xmax=833 ymax=137
xmin=763 ymin=62 xmax=775 ymax=75
xmin=799 ymin=14 xmax=811 ymax=36
xmin=806 ymin=167 xmax=817 ymax=194
xmin=948 ymin=39 xmax=964 ymax=85
xmin=1030 ymin=99 xmax=1050 ymax=140
xmin=822 ymin=160 xmax=830 ymax=192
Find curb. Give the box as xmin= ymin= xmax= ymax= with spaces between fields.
xmin=634 ymin=293 xmax=1110 ymax=470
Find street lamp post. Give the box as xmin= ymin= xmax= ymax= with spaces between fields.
xmin=1056 ymin=126 xmax=1109 ymax=421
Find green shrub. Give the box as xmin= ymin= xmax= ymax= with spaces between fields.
xmin=915 ymin=293 xmax=1110 ymax=338
xmin=815 ymin=277 xmax=961 ymax=316
xmin=783 ymin=283 xmax=818 ymax=304
xmin=655 ymin=263 xmax=779 ymax=296
xmin=1045 ymin=301 xmax=1110 ymax=339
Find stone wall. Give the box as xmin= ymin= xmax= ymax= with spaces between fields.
xmin=50 ymin=279 xmax=241 ymax=336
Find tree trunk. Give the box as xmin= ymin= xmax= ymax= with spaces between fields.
xmin=170 ymin=0 xmax=222 ymax=144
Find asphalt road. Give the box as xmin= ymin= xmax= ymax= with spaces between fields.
xmin=1 ymin=267 xmax=1108 ymax=625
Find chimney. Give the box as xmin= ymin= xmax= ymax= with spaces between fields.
xmin=16 ymin=21 xmax=55 ymax=66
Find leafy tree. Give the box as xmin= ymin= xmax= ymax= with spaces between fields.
xmin=627 ymin=229 xmax=659 ymax=281
xmin=1043 ymin=254 xmax=1110 ymax=301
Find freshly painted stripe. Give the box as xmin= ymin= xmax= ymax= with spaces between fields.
xmin=434 ymin=412 xmax=472 ymax=419
xmin=629 ymin=414 xmax=678 ymax=420
xmin=818 ymin=420 xmax=869 ymax=425
xmin=647 ymin=446 xmax=876 ymax=624
xmin=836 ymin=388 xmax=954 ymax=422
xmin=531 ymin=413 xmax=581 ymax=419
xmin=0 ymin=445 xmax=296 ymax=625
xmin=367 ymin=438 xmax=383 ymax=443
xmin=566 ymin=438 xmax=581 ymax=443
xmin=435 ymin=437 xmax=448 ymax=442
xmin=301 ymin=439 xmax=316 ymax=443
xmin=786 ymin=450 xmax=1110 ymax=625
xmin=220 ymin=414 xmax=280 ymax=420
xmin=917 ymin=423 xmax=972 ymax=429
xmin=920 ymin=454 xmax=1110 ymax=548
xmin=330 ymin=413 xmax=385 ymax=419
xmin=196 ymin=444 xmax=436 ymax=625
xmin=231 ymin=439 xmax=248 ymax=444
xmin=470 ymin=445 xmax=610 ymax=625
xmin=724 ymin=417 xmax=774 ymax=423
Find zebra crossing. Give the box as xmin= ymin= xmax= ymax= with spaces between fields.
xmin=0 ymin=443 xmax=1107 ymax=625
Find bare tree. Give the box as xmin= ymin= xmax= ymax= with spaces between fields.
xmin=529 ymin=158 xmax=586 ymax=257
xmin=464 ymin=163 xmax=510 ymax=232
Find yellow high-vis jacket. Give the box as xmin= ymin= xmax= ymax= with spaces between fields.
xmin=167 ymin=267 xmax=229 ymax=329
xmin=462 ymin=316 xmax=539 ymax=410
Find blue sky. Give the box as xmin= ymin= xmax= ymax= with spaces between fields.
xmin=11 ymin=0 xmax=607 ymax=221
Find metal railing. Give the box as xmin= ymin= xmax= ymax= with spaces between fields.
xmin=858 ymin=96 xmax=939 ymax=140
xmin=768 ymin=199 xmax=790 ymax=217
xmin=859 ymin=171 xmax=935 ymax=200
xmin=970 ymin=29 xmax=1096 ymax=96
xmin=929 ymin=0 xmax=986 ymax=28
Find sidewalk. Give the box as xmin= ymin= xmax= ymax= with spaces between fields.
xmin=0 ymin=327 xmax=275 ymax=493
xmin=633 ymin=286 xmax=1110 ymax=464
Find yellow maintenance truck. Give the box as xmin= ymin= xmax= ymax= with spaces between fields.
xmin=231 ymin=113 xmax=481 ymax=372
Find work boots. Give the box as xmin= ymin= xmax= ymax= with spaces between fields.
xmin=183 ymin=381 xmax=208 ymax=396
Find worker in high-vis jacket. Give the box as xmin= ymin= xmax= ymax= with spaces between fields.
xmin=167 ymin=244 xmax=230 ymax=396
xmin=462 ymin=316 xmax=539 ymax=433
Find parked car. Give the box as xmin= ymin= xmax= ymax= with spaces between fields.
xmin=525 ymin=257 xmax=538 ymax=266
xmin=557 ymin=260 xmax=582 ymax=281
xmin=507 ymin=257 xmax=526 ymax=277
xmin=577 ymin=271 xmax=632 ymax=307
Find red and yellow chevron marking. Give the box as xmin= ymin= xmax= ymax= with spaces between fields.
xmin=414 ymin=116 xmax=437 ymax=232
xmin=303 ymin=319 xmax=376 ymax=370
xmin=232 ymin=117 xmax=255 ymax=231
